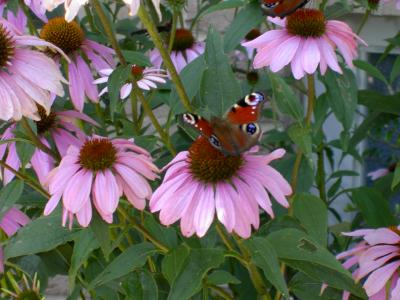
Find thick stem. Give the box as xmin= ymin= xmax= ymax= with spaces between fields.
xmin=317 ymin=143 xmax=327 ymax=204
xmin=168 ymin=9 xmax=178 ymax=53
xmin=21 ymin=118 xmax=60 ymax=161
xmin=357 ymin=9 xmax=371 ymax=35
xmin=215 ymin=223 xmax=236 ymax=252
xmin=0 ymin=160 xmax=50 ymax=199
xmin=137 ymin=6 xmax=193 ymax=112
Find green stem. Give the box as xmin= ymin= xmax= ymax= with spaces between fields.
xmin=168 ymin=9 xmax=178 ymax=53
xmin=91 ymin=0 xmax=127 ymax=65
xmin=0 ymin=160 xmax=50 ymax=199
xmin=215 ymin=223 xmax=236 ymax=252
xmin=129 ymin=93 xmax=140 ymax=135
xmin=357 ymin=9 xmax=371 ymax=35
xmin=137 ymin=6 xmax=193 ymax=112
xmin=21 ymin=118 xmax=60 ymax=161
xmin=117 ymin=208 xmax=169 ymax=253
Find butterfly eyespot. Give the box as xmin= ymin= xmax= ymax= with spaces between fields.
xmin=209 ymin=135 xmax=222 ymax=149
xmin=241 ymin=123 xmax=260 ymax=136
xmin=183 ymin=113 xmax=197 ymax=125
xmin=245 ymin=92 xmax=265 ymax=106
xmin=261 ymin=1 xmax=279 ymax=8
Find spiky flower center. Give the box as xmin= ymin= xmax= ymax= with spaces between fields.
xmin=35 ymin=105 xmax=57 ymax=134
xmin=0 ymin=24 xmax=15 ymax=69
xmin=79 ymin=138 xmax=117 ymax=171
xmin=245 ymin=28 xmax=261 ymax=41
xmin=40 ymin=17 xmax=84 ymax=54
xmin=171 ymin=28 xmax=195 ymax=52
xmin=389 ymin=226 xmax=400 ymax=236
xmin=188 ymin=137 xmax=243 ymax=183
xmin=286 ymin=9 xmax=326 ymax=38
xmin=131 ymin=65 xmax=144 ymax=79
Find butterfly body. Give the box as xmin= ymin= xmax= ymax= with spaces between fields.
xmin=261 ymin=0 xmax=309 ymax=18
xmin=183 ymin=92 xmax=265 ymax=156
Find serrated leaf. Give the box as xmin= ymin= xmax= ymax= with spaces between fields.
xmin=167 ymin=248 xmax=224 ymax=300
xmin=0 ymin=179 xmax=24 ymax=220
xmin=4 ymin=212 xmax=76 ymax=259
xmin=323 ymin=69 xmax=357 ymax=131
xmin=268 ymin=72 xmax=303 ymax=122
xmin=245 ymin=237 xmax=289 ymax=297
xmin=89 ymin=242 xmax=157 ymax=288
xmin=293 ymin=194 xmax=328 ymax=246
xmin=201 ymin=27 xmax=242 ymax=117
xmin=223 ymin=2 xmax=264 ymax=52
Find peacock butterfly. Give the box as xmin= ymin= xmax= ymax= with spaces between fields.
xmin=182 ymin=92 xmax=266 ymax=156
xmin=261 ymin=0 xmax=310 ymax=18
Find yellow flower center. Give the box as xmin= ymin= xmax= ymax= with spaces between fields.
xmin=188 ymin=137 xmax=243 ymax=183
xmin=35 ymin=105 xmax=57 ymax=134
xmin=79 ymin=138 xmax=117 ymax=171
xmin=40 ymin=17 xmax=84 ymax=54
xmin=0 ymin=24 xmax=14 ymax=69
xmin=286 ymin=9 xmax=326 ymax=38
xmin=170 ymin=28 xmax=195 ymax=52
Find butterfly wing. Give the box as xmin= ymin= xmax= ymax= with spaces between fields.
xmin=227 ymin=92 xmax=265 ymax=124
xmin=261 ymin=0 xmax=309 ymax=18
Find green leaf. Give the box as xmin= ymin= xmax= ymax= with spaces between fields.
xmin=144 ymin=214 xmax=178 ymax=249
xmin=207 ymin=270 xmax=241 ymax=285
xmin=351 ymin=187 xmax=396 ymax=228
xmin=245 ymin=237 xmax=289 ymax=297
xmin=4 ymin=212 xmax=76 ymax=259
xmin=0 ymin=179 xmax=24 ymax=220
xmin=267 ymin=229 xmax=366 ymax=298
xmin=390 ymin=55 xmax=400 ymax=83
xmin=268 ymin=72 xmax=303 ymax=122
xmin=123 ymin=270 xmax=159 ymax=300
xmin=353 ymin=60 xmax=388 ymax=84
xmin=201 ymin=27 xmax=242 ymax=117
xmin=90 ymin=212 xmax=112 ymax=260
xmin=330 ymin=170 xmax=359 ymax=178
xmin=89 ymin=242 xmax=157 ymax=288
xmin=69 ymin=229 xmax=99 ymax=290
xmin=122 ymin=50 xmax=151 ymax=66
xmin=15 ymin=140 xmax=35 ymax=167
xmin=169 ymin=56 xmax=206 ymax=114
xmin=323 ymin=69 xmax=357 ymax=131
xmin=195 ymin=0 xmax=244 ymax=23
xmin=223 ymin=2 xmax=264 ymax=52
xmin=107 ymin=65 xmax=131 ymax=120
xmin=162 ymin=245 xmax=190 ymax=284
xmin=392 ymin=163 xmax=400 ymax=190
xmin=287 ymin=123 xmax=312 ymax=158
xmin=167 ymin=248 xmax=224 ymax=300
xmin=293 ymin=194 xmax=328 ymax=246
xmin=358 ymin=90 xmax=400 ymax=115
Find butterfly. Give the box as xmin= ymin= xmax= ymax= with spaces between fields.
xmin=261 ymin=0 xmax=310 ymax=18
xmin=182 ymin=92 xmax=266 ymax=156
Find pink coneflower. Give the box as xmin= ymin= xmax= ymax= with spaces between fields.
xmin=0 ymin=208 xmax=30 ymax=272
xmin=235 ymin=28 xmax=262 ymax=62
xmin=150 ymin=137 xmax=292 ymax=238
xmin=333 ymin=227 xmax=400 ymax=299
xmin=149 ymin=28 xmax=205 ymax=74
xmin=94 ymin=65 xmax=167 ymax=100
xmin=40 ymin=17 xmax=115 ymax=111
xmin=0 ymin=0 xmax=47 ymax=22
xmin=0 ymin=106 xmax=98 ymax=184
xmin=44 ymin=136 xmax=159 ymax=227
xmin=42 ymin=0 xmax=88 ymax=22
xmin=242 ymin=9 xmax=366 ymax=79
xmin=0 ymin=19 xmax=66 ymax=121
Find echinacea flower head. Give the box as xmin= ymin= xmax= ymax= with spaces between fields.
xmin=0 ymin=208 xmax=30 ymax=273
xmin=150 ymin=28 xmax=205 ymax=74
xmin=242 ymin=9 xmax=366 ymax=79
xmin=42 ymin=0 xmax=88 ymax=22
xmin=94 ymin=65 xmax=167 ymax=100
xmin=0 ymin=106 xmax=98 ymax=185
xmin=0 ymin=20 xmax=66 ymax=121
xmin=40 ymin=17 xmax=115 ymax=111
xmin=0 ymin=0 xmax=47 ymax=22
xmin=150 ymin=137 xmax=292 ymax=238
xmin=44 ymin=136 xmax=159 ymax=228
xmin=335 ymin=227 xmax=400 ymax=299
